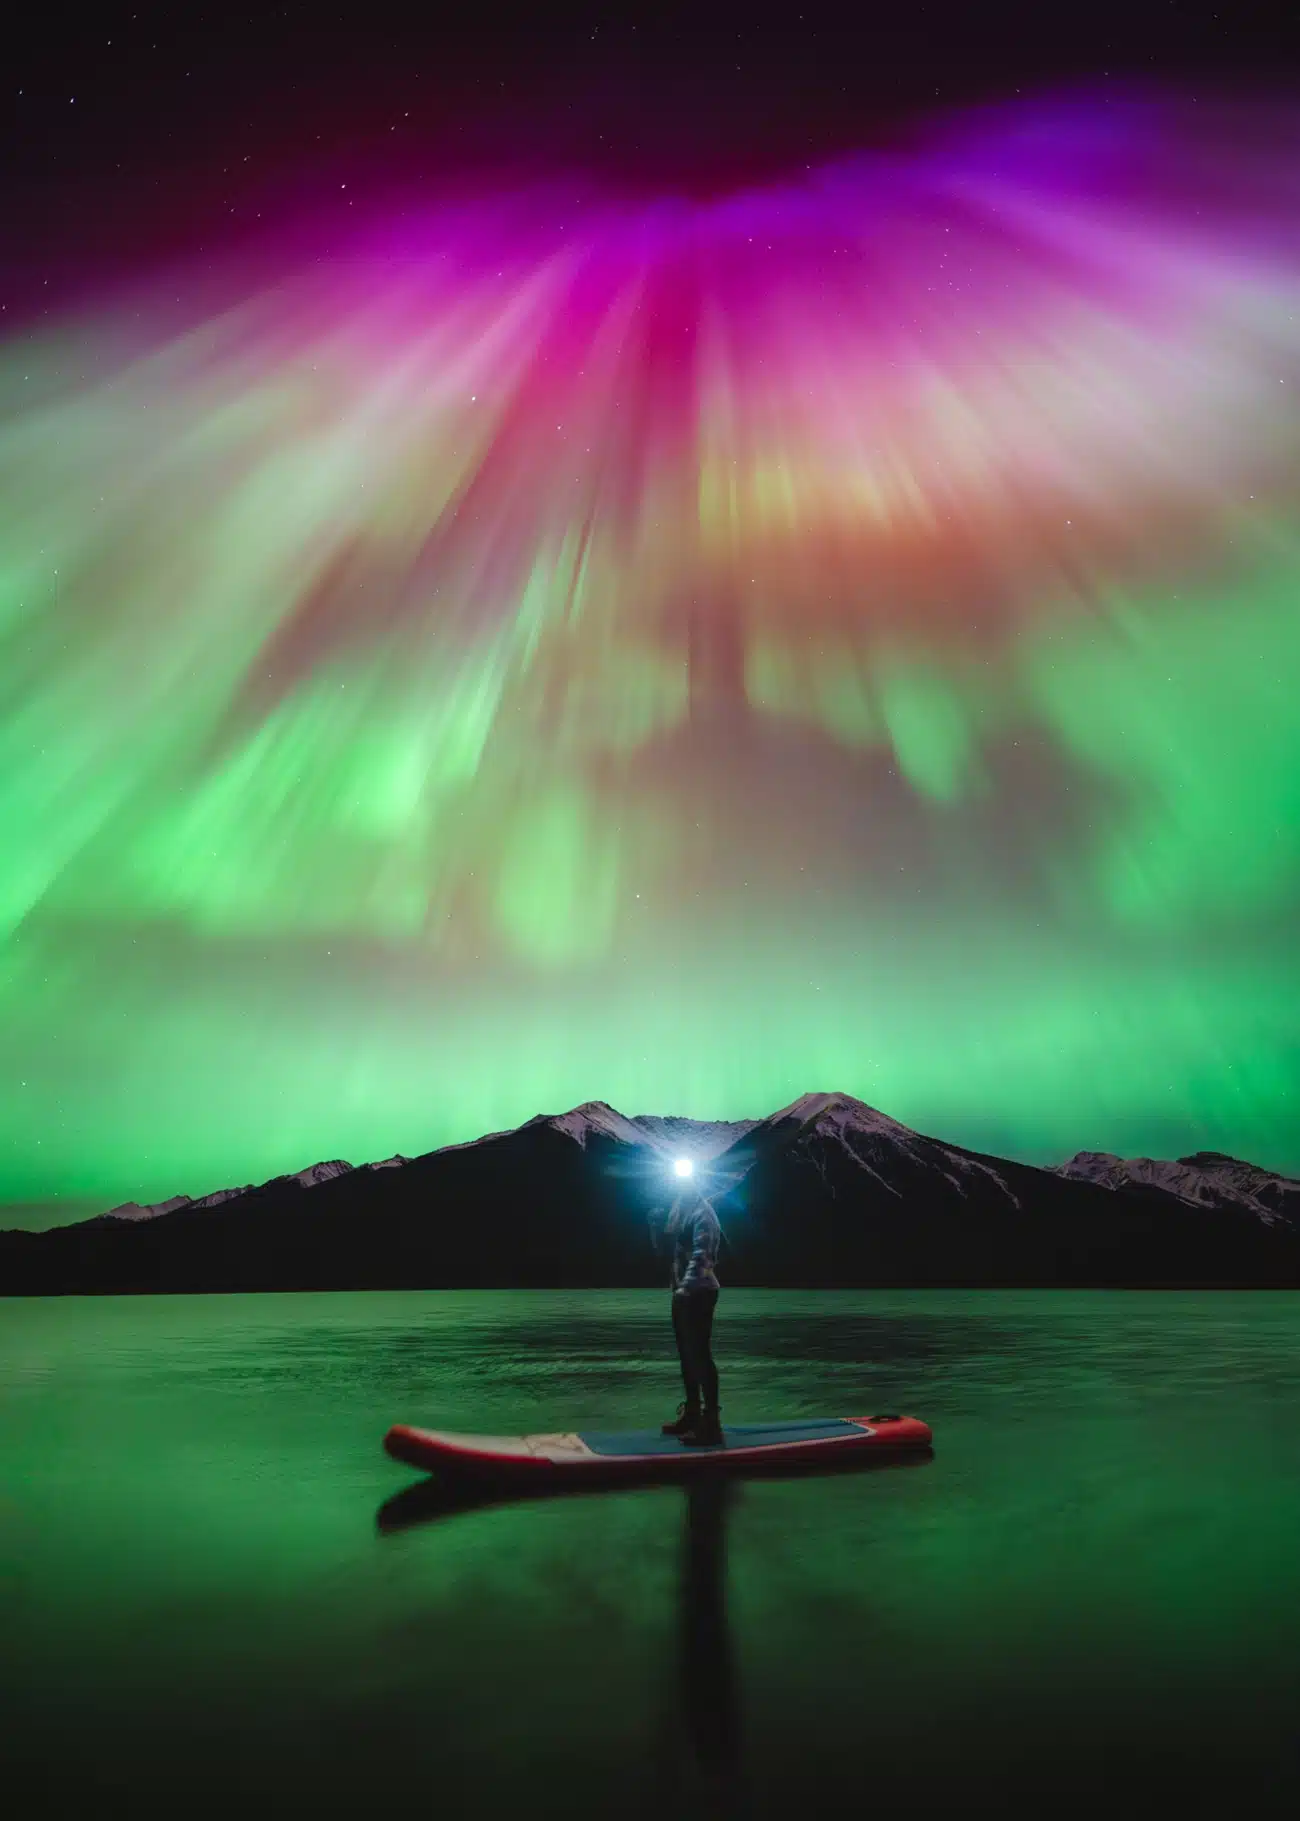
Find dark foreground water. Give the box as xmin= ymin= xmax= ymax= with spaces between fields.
xmin=3 ymin=1290 xmax=1300 ymax=1818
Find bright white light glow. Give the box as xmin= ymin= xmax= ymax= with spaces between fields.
xmin=673 ymin=1157 xmax=694 ymax=1178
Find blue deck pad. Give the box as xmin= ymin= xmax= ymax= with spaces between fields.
xmin=577 ymin=1418 xmax=862 ymax=1458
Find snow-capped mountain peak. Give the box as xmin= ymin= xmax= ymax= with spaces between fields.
xmin=548 ymin=1101 xmax=659 ymax=1150
xmin=768 ymin=1091 xmax=914 ymax=1138
xmin=732 ymin=1089 xmax=1021 ymax=1207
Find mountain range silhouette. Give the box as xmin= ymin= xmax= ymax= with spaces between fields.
xmin=3 ymin=1093 xmax=1297 ymax=1293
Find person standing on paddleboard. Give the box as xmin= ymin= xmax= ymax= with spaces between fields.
xmin=661 ymin=1186 xmax=724 ymax=1447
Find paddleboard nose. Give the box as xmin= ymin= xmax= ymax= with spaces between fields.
xmin=849 ymin=1416 xmax=933 ymax=1445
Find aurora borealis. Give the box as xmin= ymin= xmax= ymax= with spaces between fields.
xmin=3 ymin=87 xmax=1299 ymax=1224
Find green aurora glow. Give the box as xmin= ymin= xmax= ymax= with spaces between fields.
xmin=2 ymin=111 xmax=1299 ymax=1224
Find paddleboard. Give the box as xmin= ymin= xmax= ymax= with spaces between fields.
xmin=384 ymin=1414 xmax=932 ymax=1483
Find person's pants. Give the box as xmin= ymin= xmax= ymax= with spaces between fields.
xmin=672 ymin=1287 xmax=720 ymax=1409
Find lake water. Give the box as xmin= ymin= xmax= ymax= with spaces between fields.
xmin=3 ymin=1290 xmax=1300 ymax=1817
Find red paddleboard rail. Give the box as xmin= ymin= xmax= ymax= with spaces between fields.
xmin=384 ymin=1415 xmax=932 ymax=1482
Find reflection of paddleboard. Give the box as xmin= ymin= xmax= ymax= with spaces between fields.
xmin=384 ymin=1414 xmax=932 ymax=1482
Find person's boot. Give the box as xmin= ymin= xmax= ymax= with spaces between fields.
xmin=662 ymin=1397 xmax=701 ymax=1436
xmin=680 ymin=1405 xmax=724 ymax=1447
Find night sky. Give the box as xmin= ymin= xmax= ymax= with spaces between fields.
xmin=4 ymin=4 xmax=1300 ymax=1227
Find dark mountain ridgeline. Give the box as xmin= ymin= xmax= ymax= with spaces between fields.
xmin=2 ymin=1093 xmax=1298 ymax=1293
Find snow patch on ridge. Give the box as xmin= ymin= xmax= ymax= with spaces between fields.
xmin=631 ymin=1115 xmax=759 ymax=1158
xmin=190 ymin=1184 xmax=254 ymax=1210
xmin=1059 ymin=1150 xmax=1298 ymax=1226
xmin=103 ymin=1194 xmax=192 ymax=1223
xmin=99 ymin=1161 xmax=351 ymax=1223
xmin=280 ymin=1159 xmax=353 ymax=1189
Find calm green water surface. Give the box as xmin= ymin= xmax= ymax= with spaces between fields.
xmin=3 ymin=1290 xmax=1300 ymax=1817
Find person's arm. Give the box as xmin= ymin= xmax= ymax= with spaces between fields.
xmin=688 ymin=1198 xmax=721 ymax=1280
xmin=667 ymin=1196 xmax=682 ymax=1289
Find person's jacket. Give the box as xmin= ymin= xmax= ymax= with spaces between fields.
xmin=669 ymin=1196 xmax=722 ymax=1293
